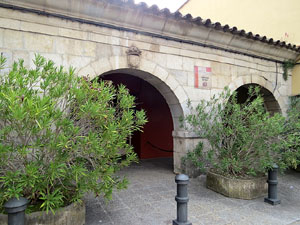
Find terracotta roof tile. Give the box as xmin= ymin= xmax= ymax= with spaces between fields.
xmin=115 ymin=0 xmax=300 ymax=52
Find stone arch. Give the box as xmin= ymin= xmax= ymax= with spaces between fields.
xmin=78 ymin=56 xmax=189 ymax=171
xmin=228 ymin=75 xmax=283 ymax=113
xmin=78 ymin=56 xmax=189 ymax=131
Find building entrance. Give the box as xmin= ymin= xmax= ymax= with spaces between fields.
xmin=102 ymin=73 xmax=174 ymax=159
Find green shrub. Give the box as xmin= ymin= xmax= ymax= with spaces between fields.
xmin=180 ymin=86 xmax=298 ymax=178
xmin=282 ymin=96 xmax=300 ymax=168
xmin=0 ymin=55 xmax=147 ymax=214
xmin=181 ymin=142 xmax=205 ymax=172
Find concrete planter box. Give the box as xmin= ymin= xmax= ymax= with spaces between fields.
xmin=206 ymin=170 xmax=267 ymax=200
xmin=0 ymin=202 xmax=85 ymax=225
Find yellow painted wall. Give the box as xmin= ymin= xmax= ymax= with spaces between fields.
xmin=180 ymin=0 xmax=300 ymax=46
xmin=180 ymin=0 xmax=300 ymax=95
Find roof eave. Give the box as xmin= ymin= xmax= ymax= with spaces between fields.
xmin=1 ymin=0 xmax=299 ymax=61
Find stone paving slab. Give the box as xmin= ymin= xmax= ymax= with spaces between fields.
xmin=85 ymin=158 xmax=300 ymax=225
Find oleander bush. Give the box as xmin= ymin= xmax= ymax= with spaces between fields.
xmin=0 ymin=54 xmax=147 ymax=214
xmin=181 ymin=86 xmax=299 ymax=178
xmin=282 ymin=96 xmax=300 ymax=168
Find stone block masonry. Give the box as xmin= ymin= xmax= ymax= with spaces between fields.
xmin=0 ymin=0 xmax=297 ymax=171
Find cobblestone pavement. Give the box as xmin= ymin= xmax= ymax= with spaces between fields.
xmin=85 ymin=158 xmax=300 ymax=225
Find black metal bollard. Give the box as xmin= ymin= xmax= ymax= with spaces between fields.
xmin=4 ymin=197 xmax=29 ymax=225
xmin=173 ymin=174 xmax=192 ymax=225
xmin=264 ymin=164 xmax=281 ymax=205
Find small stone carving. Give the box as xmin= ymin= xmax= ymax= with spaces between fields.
xmin=126 ymin=45 xmax=142 ymax=68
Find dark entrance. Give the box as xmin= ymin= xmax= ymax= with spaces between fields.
xmin=101 ymin=73 xmax=174 ymax=159
xmin=235 ymin=84 xmax=281 ymax=115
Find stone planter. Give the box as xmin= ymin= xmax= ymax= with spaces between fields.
xmin=206 ymin=170 xmax=267 ymax=200
xmin=0 ymin=202 xmax=85 ymax=225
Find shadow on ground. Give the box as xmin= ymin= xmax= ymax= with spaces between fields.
xmin=85 ymin=158 xmax=300 ymax=225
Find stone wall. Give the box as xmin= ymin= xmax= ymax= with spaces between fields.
xmin=0 ymin=5 xmax=293 ymax=171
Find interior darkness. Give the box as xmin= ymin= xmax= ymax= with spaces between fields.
xmin=101 ymin=73 xmax=174 ymax=159
xmin=236 ymin=85 xmax=256 ymax=104
xmin=235 ymin=84 xmax=281 ymax=114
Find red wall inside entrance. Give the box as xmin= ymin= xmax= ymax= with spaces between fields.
xmin=102 ymin=73 xmax=173 ymax=159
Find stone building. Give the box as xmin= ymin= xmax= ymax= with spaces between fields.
xmin=0 ymin=0 xmax=299 ymax=172
xmin=179 ymin=0 xmax=300 ymax=97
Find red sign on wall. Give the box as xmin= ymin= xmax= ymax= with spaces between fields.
xmin=194 ymin=66 xmax=212 ymax=89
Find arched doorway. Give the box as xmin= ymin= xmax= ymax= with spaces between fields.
xmin=79 ymin=57 xmax=188 ymax=171
xmin=100 ymin=71 xmax=174 ymax=160
xmin=235 ymin=83 xmax=281 ymax=114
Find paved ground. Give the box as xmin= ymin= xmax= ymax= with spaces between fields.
xmin=85 ymin=158 xmax=300 ymax=225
